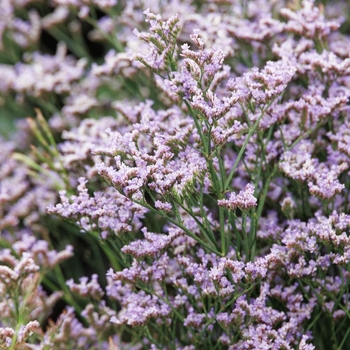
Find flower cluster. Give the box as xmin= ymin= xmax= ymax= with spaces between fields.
xmin=218 ymin=183 xmax=257 ymax=211
xmin=1 ymin=0 xmax=350 ymax=349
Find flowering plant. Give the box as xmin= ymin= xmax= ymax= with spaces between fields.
xmin=1 ymin=0 xmax=350 ymax=349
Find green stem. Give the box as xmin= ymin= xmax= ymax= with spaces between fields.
xmin=256 ymin=165 xmax=277 ymax=221
xmin=248 ymin=211 xmax=257 ymax=261
xmin=228 ymin=211 xmax=242 ymax=258
xmin=47 ymin=27 xmax=93 ymax=61
xmin=133 ymin=198 xmax=221 ymax=255
xmin=174 ymin=199 xmax=219 ymax=251
xmin=219 ymin=206 xmax=226 ymax=255
xmin=242 ymin=214 xmax=249 ymax=259
xmin=225 ymin=107 xmax=267 ymax=190
xmin=184 ymin=100 xmax=207 ymax=152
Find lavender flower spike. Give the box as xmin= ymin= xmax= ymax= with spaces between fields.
xmin=218 ymin=183 xmax=257 ymax=211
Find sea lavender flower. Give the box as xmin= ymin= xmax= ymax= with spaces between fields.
xmin=227 ymin=60 xmax=297 ymax=105
xmin=9 ymin=43 xmax=87 ymax=97
xmin=132 ymin=10 xmax=180 ymax=74
xmin=109 ymin=253 xmax=170 ymax=284
xmin=50 ymin=0 xmax=117 ymax=12
xmin=110 ymin=288 xmax=172 ymax=326
xmin=183 ymin=308 xmax=206 ymax=329
xmin=121 ymin=228 xmax=181 ymax=259
xmin=0 ymin=238 xmax=74 ymax=348
xmin=279 ymin=140 xmax=318 ymax=182
xmin=210 ymin=120 xmax=247 ymax=146
xmin=280 ymin=0 xmax=340 ymax=40
xmin=80 ymin=301 xmax=118 ymax=337
xmin=298 ymin=50 xmax=350 ymax=80
xmin=0 ymin=321 xmax=40 ymax=349
xmin=328 ymin=119 xmax=350 ymax=158
xmin=67 ymin=274 xmax=104 ymax=301
xmin=308 ymin=165 xmax=345 ymax=201
xmin=12 ymin=235 xmax=73 ymax=269
xmin=91 ymin=50 xmax=138 ymax=78
xmin=299 ymin=335 xmax=316 ymax=350
xmin=39 ymin=306 xmax=100 ymax=349
xmin=280 ymin=195 xmax=297 ymax=220
xmin=165 ymin=32 xmax=239 ymax=123
xmin=94 ymin=106 xmax=209 ymax=198
xmin=2 ymin=1 xmax=350 ymax=348
xmin=41 ymin=6 xmax=70 ymax=29
xmin=48 ymin=177 xmax=147 ymax=238
xmin=218 ymin=183 xmax=257 ymax=211
xmin=154 ymin=200 xmax=172 ymax=212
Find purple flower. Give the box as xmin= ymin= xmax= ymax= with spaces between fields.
xmin=67 ymin=274 xmax=104 ymax=301
xmin=308 ymin=165 xmax=344 ymax=200
xmin=218 ymin=183 xmax=257 ymax=211
xmin=121 ymin=229 xmax=181 ymax=258
xmin=281 ymin=0 xmax=340 ymax=39
xmin=227 ymin=60 xmax=296 ymax=105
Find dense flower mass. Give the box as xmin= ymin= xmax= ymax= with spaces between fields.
xmin=218 ymin=183 xmax=257 ymax=211
xmin=1 ymin=0 xmax=350 ymax=349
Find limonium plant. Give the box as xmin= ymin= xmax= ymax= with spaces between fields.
xmin=1 ymin=0 xmax=350 ymax=349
